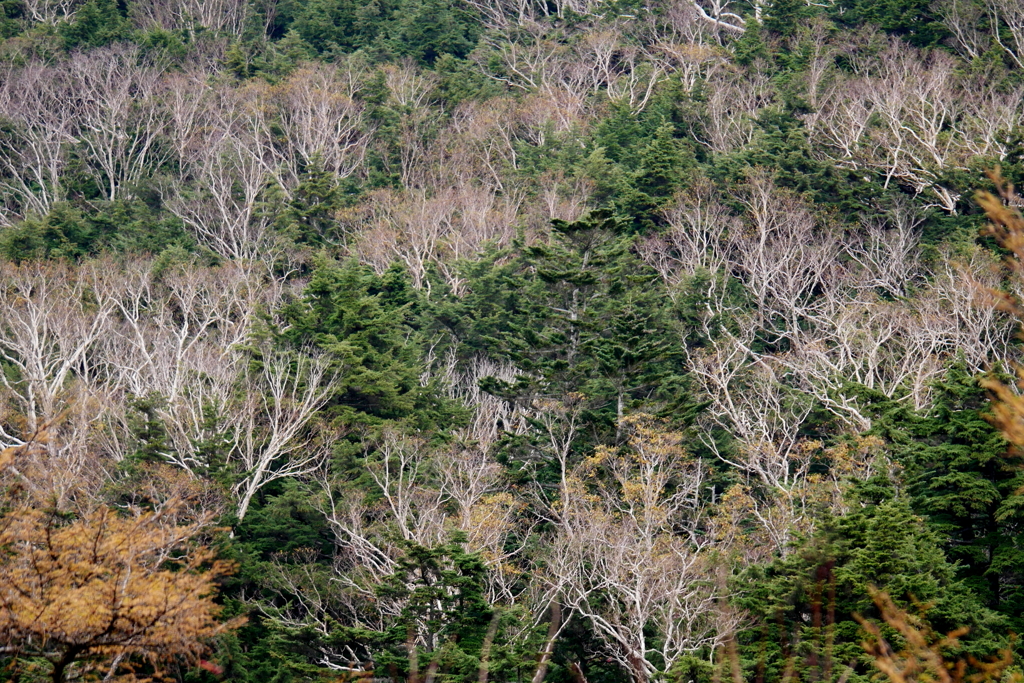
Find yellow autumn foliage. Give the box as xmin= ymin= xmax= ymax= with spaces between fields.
xmin=975 ymin=170 xmax=1024 ymax=450
xmin=0 ymin=504 xmax=242 ymax=682
xmin=858 ymin=589 xmax=1020 ymax=683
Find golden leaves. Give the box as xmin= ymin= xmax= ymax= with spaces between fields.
xmin=0 ymin=444 xmax=16 ymax=471
xmin=975 ymin=170 xmax=1024 ymax=450
xmin=0 ymin=503 xmax=243 ymax=682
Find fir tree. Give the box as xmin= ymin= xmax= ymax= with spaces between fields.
xmin=886 ymin=362 xmax=1024 ymax=630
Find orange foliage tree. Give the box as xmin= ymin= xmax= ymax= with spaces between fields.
xmin=0 ymin=447 xmax=242 ymax=683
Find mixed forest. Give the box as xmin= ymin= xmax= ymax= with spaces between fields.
xmin=1 ymin=0 xmax=1024 ymax=680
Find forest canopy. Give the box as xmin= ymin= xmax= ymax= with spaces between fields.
xmin=0 ymin=0 xmax=1023 ymax=681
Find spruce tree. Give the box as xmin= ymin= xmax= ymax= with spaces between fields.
xmin=887 ymin=362 xmax=1024 ymax=630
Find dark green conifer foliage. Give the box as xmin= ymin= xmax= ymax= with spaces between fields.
xmin=582 ymin=102 xmax=701 ymax=228
xmin=124 ymin=393 xmax=171 ymax=465
xmin=711 ymin=108 xmax=874 ymax=213
xmin=386 ymin=0 xmax=480 ymax=64
xmin=583 ymin=292 xmax=681 ymax=423
xmin=289 ymin=0 xmax=393 ymax=54
xmin=58 ymin=0 xmax=132 ymax=49
xmin=442 ymin=213 xmax=625 ymax=392
xmin=274 ymin=158 xmax=345 ymax=247
xmin=447 ymin=213 xmax=679 ymax=419
xmin=0 ymin=0 xmax=22 ymax=39
xmin=762 ymin=0 xmax=810 ymax=37
xmin=732 ymin=20 xmax=771 ymax=65
xmin=274 ymin=260 xmax=457 ymax=429
xmin=236 ymin=481 xmax=334 ymax=562
xmin=376 ymin=536 xmax=491 ymax=649
xmin=632 ymin=123 xmax=691 ymax=199
xmin=135 ymin=26 xmax=189 ymax=60
xmin=433 ymin=54 xmax=503 ymax=106
xmin=830 ymin=0 xmax=949 ymax=47
xmin=592 ymin=102 xmax=650 ymax=168
xmin=279 ymin=261 xmax=420 ymax=420
xmin=879 ymin=362 xmax=1024 ymax=630
xmin=0 ymin=201 xmax=192 ymax=261
xmin=437 ymin=213 xmax=685 ymax=494
xmin=285 ymin=0 xmax=478 ymax=62
xmin=616 ymin=122 xmax=695 ymax=229
xmin=736 ymin=496 xmax=1008 ymax=683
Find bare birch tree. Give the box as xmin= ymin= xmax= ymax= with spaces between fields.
xmin=22 ymin=0 xmax=83 ymax=23
xmin=276 ymin=64 xmax=370 ymax=190
xmin=69 ymin=46 xmax=170 ymax=202
xmin=167 ymin=132 xmax=276 ymax=261
xmin=986 ymin=0 xmax=1024 ymax=68
xmin=553 ymin=415 xmax=725 ymax=683
xmin=0 ymin=261 xmax=115 ymax=439
xmin=94 ymin=259 xmax=278 ymax=471
xmin=730 ymin=172 xmax=841 ymax=331
xmin=935 ymin=0 xmax=990 ymax=59
xmin=130 ymin=0 xmax=248 ymax=36
xmin=230 ymin=350 xmax=338 ymax=522
xmin=700 ymin=64 xmax=776 ymax=153
xmin=0 ymin=63 xmax=78 ymax=221
xmin=638 ymin=179 xmax=737 ymax=286
xmin=845 ymin=198 xmax=925 ymax=298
